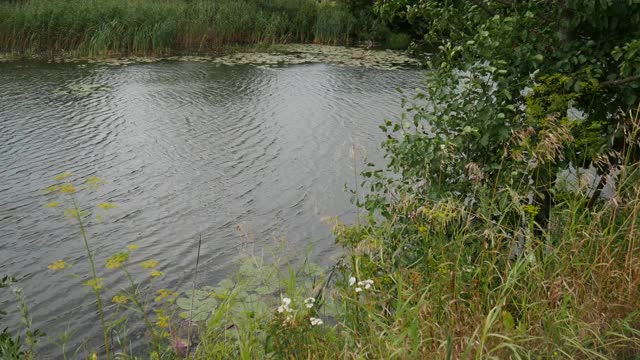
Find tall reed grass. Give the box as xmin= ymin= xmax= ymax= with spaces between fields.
xmin=0 ymin=0 xmax=356 ymax=56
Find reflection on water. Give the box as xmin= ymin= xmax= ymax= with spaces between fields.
xmin=0 ymin=60 xmax=422 ymax=356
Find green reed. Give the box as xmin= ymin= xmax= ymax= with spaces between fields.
xmin=0 ymin=0 xmax=356 ymax=57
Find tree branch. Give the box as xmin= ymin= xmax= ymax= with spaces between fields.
xmin=601 ymin=74 xmax=640 ymax=87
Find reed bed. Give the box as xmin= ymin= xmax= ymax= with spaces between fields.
xmin=0 ymin=0 xmax=356 ymax=56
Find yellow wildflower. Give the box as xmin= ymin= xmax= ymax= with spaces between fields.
xmin=90 ymin=353 xmax=98 ymax=360
xmin=155 ymin=289 xmax=178 ymax=303
xmin=48 ymin=260 xmax=69 ymax=271
xmin=127 ymin=244 xmax=139 ymax=251
xmin=155 ymin=310 xmax=170 ymax=328
xmin=64 ymin=208 xmax=86 ymax=218
xmin=106 ymin=252 xmax=129 ymax=269
xmin=86 ymin=176 xmax=105 ymax=190
xmin=141 ymin=260 xmax=159 ymax=269
xmin=83 ymin=278 xmax=104 ymax=290
xmin=54 ymin=172 xmax=73 ymax=181
xmin=112 ymin=295 xmax=129 ymax=305
xmin=58 ymin=183 xmax=77 ymax=193
xmin=150 ymin=270 xmax=163 ymax=278
xmin=85 ymin=176 xmax=105 ymax=185
xmin=97 ymin=203 xmax=117 ymax=210
xmin=47 ymin=201 xmax=60 ymax=208
xmin=44 ymin=184 xmax=60 ymax=193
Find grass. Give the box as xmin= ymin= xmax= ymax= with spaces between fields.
xmin=0 ymin=0 xmax=357 ymax=57
xmin=1 ymin=108 xmax=636 ymax=359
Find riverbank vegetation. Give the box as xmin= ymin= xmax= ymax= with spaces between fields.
xmin=0 ymin=0 xmax=407 ymax=57
xmin=2 ymin=0 xmax=640 ymax=359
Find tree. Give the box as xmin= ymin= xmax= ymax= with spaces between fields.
xmin=363 ymin=0 xmax=640 ymax=236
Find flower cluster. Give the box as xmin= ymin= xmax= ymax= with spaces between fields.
xmin=141 ymin=259 xmax=159 ymax=269
xmin=48 ymin=259 xmax=69 ymax=271
xmin=112 ymin=295 xmax=129 ymax=305
xmin=106 ymin=252 xmax=129 ymax=269
xmin=304 ymin=297 xmax=315 ymax=309
xmin=349 ymin=276 xmax=374 ymax=293
xmin=277 ymin=297 xmax=293 ymax=313
xmin=309 ymin=317 xmax=323 ymax=326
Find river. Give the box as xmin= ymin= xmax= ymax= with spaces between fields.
xmin=0 ymin=57 xmax=422 ymax=356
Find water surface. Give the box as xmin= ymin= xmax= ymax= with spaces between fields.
xmin=0 ymin=60 xmax=422 ymax=356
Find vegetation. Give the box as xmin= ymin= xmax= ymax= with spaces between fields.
xmin=0 ymin=0 xmax=362 ymax=57
xmin=1 ymin=0 xmax=640 ymax=358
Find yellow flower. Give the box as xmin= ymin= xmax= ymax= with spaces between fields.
xmin=150 ymin=270 xmax=163 ymax=278
xmin=64 ymin=208 xmax=86 ymax=218
xmin=44 ymin=184 xmax=60 ymax=193
xmin=47 ymin=201 xmax=60 ymax=208
xmin=112 ymin=295 xmax=129 ymax=305
xmin=97 ymin=203 xmax=117 ymax=210
xmin=90 ymin=353 xmax=98 ymax=360
xmin=106 ymin=252 xmax=129 ymax=269
xmin=83 ymin=278 xmax=104 ymax=290
xmin=59 ymin=183 xmax=77 ymax=193
xmin=48 ymin=260 xmax=69 ymax=271
xmin=85 ymin=176 xmax=105 ymax=185
xmin=155 ymin=310 xmax=170 ymax=329
xmin=127 ymin=244 xmax=139 ymax=251
xmin=141 ymin=259 xmax=159 ymax=269
xmin=155 ymin=289 xmax=178 ymax=303
xmin=54 ymin=172 xmax=73 ymax=181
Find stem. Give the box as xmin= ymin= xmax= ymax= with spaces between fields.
xmin=71 ymin=197 xmax=110 ymax=360
xmin=186 ymin=234 xmax=203 ymax=359
xmin=121 ymin=266 xmax=159 ymax=350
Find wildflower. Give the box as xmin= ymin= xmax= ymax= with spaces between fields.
xmin=155 ymin=289 xmax=178 ymax=303
xmin=155 ymin=311 xmax=170 ymax=328
xmin=85 ymin=176 xmax=106 ymax=190
xmin=349 ymin=276 xmax=356 ymax=286
xmin=127 ymin=244 xmax=139 ymax=251
xmin=83 ymin=278 xmax=104 ymax=290
xmin=310 ymin=317 xmax=323 ymax=326
xmin=47 ymin=201 xmax=60 ymax=208
xmin=64 ymin=208 xmax=86 ymax=218
xmin=54 ymin=172 xmax=73 ymax=181
xmin=97 ymin=203 xmax=117 ymax=210
xmin=48 ymin=259 xmax=69 ymax=271
xmin=106 ymin=252 xmax=129 ymax=269
xmin=141 ymin=259 xmax=159 ymax=269
xmin=277 ymin=297 xmax=293 ymax=313
xmin=150 ymin=270 xmax=163 ymax=278
xmin=304 ymin=297 xmax=315 ymax=309
xmin=112 ymin=295 xmax=128 ymax=305
xmin=90 ymin=353 xmax=98 ymax=360
xmin=59 ymin=183 xmax=77 ymax=193
xmin=355 ymin=287 xmax=363 ymax=293
xmin=357 ymin=279 xmax=374 ymax=290
xmin=44 ymin=185 xmax=60 ymax=193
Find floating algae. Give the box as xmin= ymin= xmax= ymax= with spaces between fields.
xmin=206 ymin=44 xmax=421 ymax=69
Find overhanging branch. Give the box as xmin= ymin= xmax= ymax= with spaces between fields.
xmin=601 ymin=74 xmax=640 ymax=87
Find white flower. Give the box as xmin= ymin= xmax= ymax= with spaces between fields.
xmin=278 ymin=297 xmax=293 ymax=313
xmin=357 ymin=279 xmax=374 ymax=290
xmin=355 ymin=287 xmax=363 ymax=293
xmin=310 ymin=317 xmax=323 ymax=326
xmin=304 ymin=297 xmax=315 ymax=309
xmin=349 ymin=277 xmax=356 ymax=286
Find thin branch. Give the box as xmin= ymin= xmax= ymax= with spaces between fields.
xmin=601 ymin=74 xmax=640 ymax=87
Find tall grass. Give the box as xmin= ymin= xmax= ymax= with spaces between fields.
xmin=0 ymin=0 xmax=356 ymax=57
